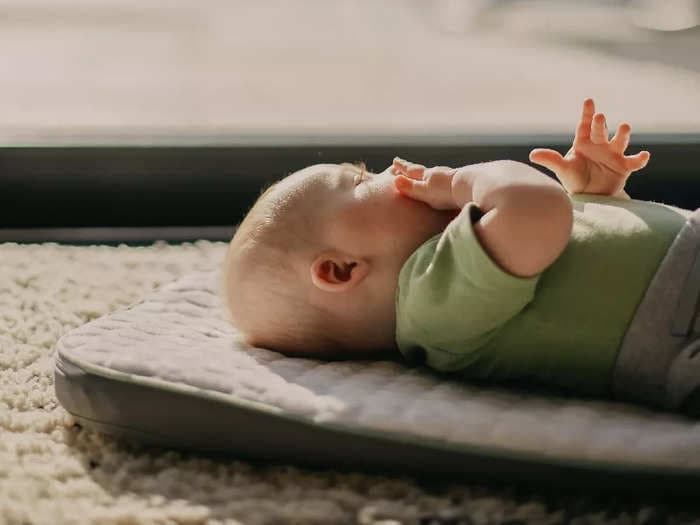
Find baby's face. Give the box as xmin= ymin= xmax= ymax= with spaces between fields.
xmin=300 ymin=164 xmax=454 ymax=264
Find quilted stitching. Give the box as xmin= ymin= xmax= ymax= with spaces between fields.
xmin=56 ymin=270 xmax=700 ymax=470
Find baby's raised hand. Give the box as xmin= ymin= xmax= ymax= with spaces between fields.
xmin=392 ymin=157 xmax=458 ymax=210
xmin=529 ymin=99 xmax=650 ymax=199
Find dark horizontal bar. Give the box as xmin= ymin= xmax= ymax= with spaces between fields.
xmin=1 ymin=135 xmax=697 ymax=243
xmin=0 ymin=226 xmax=235 ymax=245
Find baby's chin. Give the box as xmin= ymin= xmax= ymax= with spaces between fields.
xmin=309 ymin=347 xmax=398 ymax=361
xmin=413 ymin=204 xmax=456 ymax=238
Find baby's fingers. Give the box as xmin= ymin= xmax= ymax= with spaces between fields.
xmin=394 ymin=174 xmax=428 ymax=201
xmin=392 ymin=157 xmax=406 ymax=175
xmin=574 ymin=98 xmax=595 ymax=144
xmin=611 ymin=123 xmax=631 ymax=153
xmin=624 ymin=151 xmax=650 ymax=172
xmin=529 ymin=148 xmax=567 ymax=174
xmin=393 ymin=157 xmax=425 ymax=180
xmin=590 ymin=113 xmax=609 ymax=144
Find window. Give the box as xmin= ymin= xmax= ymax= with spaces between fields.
xmin=2 ymin=1 xmax=698 ymax=242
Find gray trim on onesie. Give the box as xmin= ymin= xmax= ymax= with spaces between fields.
xmin=612 ymin=207 xmax=700 ymax=412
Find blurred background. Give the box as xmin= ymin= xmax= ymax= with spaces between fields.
xmin=0 ymin=0 xmax=698 ymax=242
xmin=1 ymin=0 xmax=699 ymax=141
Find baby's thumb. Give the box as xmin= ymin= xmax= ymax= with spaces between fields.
xmin=529 ymin=148 xmax=565 ymax=174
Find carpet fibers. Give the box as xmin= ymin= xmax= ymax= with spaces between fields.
xmin=1 ymin=241 xmax=698 ymax=525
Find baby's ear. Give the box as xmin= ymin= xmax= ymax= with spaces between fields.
xmin=310 ymin=251 xmax=369 ymax=292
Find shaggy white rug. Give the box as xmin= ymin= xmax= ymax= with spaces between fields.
xmin=1 ymin=240 xmax=697 ymax=525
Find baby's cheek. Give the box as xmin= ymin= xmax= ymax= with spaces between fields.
xmin=343 ymin=192 xmax=421 ymax=246
xmin=380 ymin=201 xmax=425 ymax=239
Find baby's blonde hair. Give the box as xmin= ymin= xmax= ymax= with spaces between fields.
xmin=220 ymin=163 xmax=366 ymax=356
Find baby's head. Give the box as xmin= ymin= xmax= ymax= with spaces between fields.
xmin=221 ymin=163 xmax=453 ymax=358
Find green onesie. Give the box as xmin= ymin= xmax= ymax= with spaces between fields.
xmin=395 ymin=194 xmax=692 ymax=397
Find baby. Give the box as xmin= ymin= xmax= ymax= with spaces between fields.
xmin=222 ymin=99 xmax=700 ymax=415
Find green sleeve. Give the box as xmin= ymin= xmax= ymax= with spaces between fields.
xmin=395 ymin=202 xmax=542 ymax=371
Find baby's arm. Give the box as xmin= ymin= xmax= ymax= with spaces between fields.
xmin=393 ymin=159 xmax=573 ymax=278
xmin=529 ymin=99 xmax=650 ymax=199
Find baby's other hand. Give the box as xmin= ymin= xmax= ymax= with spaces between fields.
xmin=392 ymin=157 xmax=458 ymax=210
xmin=529 ymin=99 xmax=650 ymax=199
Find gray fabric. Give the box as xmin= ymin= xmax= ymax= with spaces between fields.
xmin=667 ymin=338 xmax=700 ymax=409
xmin=52 ymin=351 xmax=700 ymax=496
xmin=612 ymin=207 xmax=700 ymax=409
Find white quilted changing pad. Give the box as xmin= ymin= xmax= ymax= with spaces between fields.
xmin=54 ymin=270 xmax=700 ymax=493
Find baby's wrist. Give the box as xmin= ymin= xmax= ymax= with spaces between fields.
xmin=451 ymin=167 xmax=475 ymax=208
